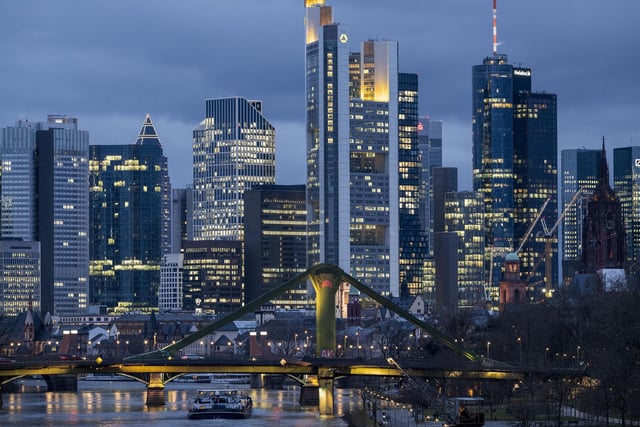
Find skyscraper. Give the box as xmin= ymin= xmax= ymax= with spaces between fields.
xmin=89 ymin=115 xmax=171 ymax=311
xmin=561 ymin=148 xmax=601 ymax=282
xmin=306 ymin=1 xmax=406 ymax=297
xmin=398 ymin=73 xmax=428 ymax=297
xmin=472 ymin=15 xmax=557 ymax=293
xmin=305 ymin=0 xmax=351 ymax=273
xmin=171 ymin=188 xmax=193 ymax=254
xmin=244 ymin=184 xmax=308 ymax=309
xmin=613 ymin=146 xmax=640 ymax=262
xmin=192 ymin=97 xmax=275 ymax=241
xmin=513 ymin=91 xmax=558 ymax=286
xmin=444 ymin=191 xmax=485 ymax=308
xmin=418 ymin=117 xmax=443 ymax=256
xmin=37 ymin=116 xmax=90 ymax=316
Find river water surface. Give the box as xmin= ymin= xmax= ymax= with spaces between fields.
xmin=0 ymin=378 xmax=354 ymax=426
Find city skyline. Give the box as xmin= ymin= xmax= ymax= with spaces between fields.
xmin=0 ymin=1 xmax=637 ymax=190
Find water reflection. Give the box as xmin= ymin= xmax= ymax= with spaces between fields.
xmin=1 ymin=378 xmax=352 ymax=426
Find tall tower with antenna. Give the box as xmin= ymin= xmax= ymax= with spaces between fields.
xmin=472 ymin=0 xmax=558 ymax=301
xmin=492 ymin=0 xmax=498 ymax=55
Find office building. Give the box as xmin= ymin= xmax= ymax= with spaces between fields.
xmin=306 ymin=1 xmax=407 ymax=298
xmin=192 ymin=97 xmax=275 ymax=241
xmin=1 ymin=116 xmax=90 ymax=316
xmin=159 ymin=253 xmax=184 ymax=312
xmin=244 ymin=185 xmax=308 ymax=309
xmin=444 ymin=191 xmax=485 ymax=307
xmin=305 ymin=0 xmax=351 ymax=274
xmin=513 ymin=91 xmax=558 ymax=287
xmin=398 ymin=73 xmax=428 ymax=297
xmin=89 ymin=115 xmax=171 ymax=311
xmin=613 ymin=146 xmax=640 ymax=262
xmin=561 ymin=148 xmax=601 ymax=282
xmin=472 ymin=51 xmax=557 ymax=294
xmin=0 ymin=240 xmax=41 ymax=315
xmin=418 ymin=117 xmax=443 ymax=256
xmin=432 ymin=167 xmax=458 ymax=234
xmin=171 ymin=188 xmax=193 ymax=253
xmin=182 ymin=240 xmax=244 ymax=314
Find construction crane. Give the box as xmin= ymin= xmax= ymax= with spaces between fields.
xmin=483 ymin=198 xmax=549 ymax=302
xmin=515 ymin=197 xmax=551 ymax=255
xmin=538 ymin=187 xmax=586 ymax=296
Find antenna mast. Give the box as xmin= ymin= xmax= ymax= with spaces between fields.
xmin=492 ymin=0 xmax=498 ymax=55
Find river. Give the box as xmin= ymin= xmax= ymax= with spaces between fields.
xmin=0 ymin=378 xmax=355 ymax=426
xmin=0 ymin=378 xmax=518 ymax=427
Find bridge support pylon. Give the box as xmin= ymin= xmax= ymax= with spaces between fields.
xmin=317 ymin=367 xmax=335 ymax=418
xmin=145 ymin=373 xmax=165 ymax=406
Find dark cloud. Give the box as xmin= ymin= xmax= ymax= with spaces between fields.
xmin=1 ymin=0 xmax=638 ymax=189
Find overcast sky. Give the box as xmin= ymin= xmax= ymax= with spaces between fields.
xmin=1 ymin=1 xmax=638 ymax=190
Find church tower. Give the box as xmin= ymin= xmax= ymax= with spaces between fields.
xmin=582 ymin=138 xmax=626 ymax=273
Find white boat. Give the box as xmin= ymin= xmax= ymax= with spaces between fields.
xmin=187 ymin=389 xmax=252 ymax=420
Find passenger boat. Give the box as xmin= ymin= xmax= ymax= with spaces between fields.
xmin=187 ymin=389 xmax=252 ymax=419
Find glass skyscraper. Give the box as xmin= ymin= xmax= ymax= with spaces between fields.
xmin=305 ymin=0 xmax=351 ymax=273
xmin=192 ymin=97 xmax=275 ymax=241
xmin=306 ymin=1 xmax=412 ymax=298
xmin=36 ymin=116 xmax=90 ymax=316
xmin=398 ymin=73 xmax=427 ymax=297
xmin=244 ymin=184 xmax=308 ymax=309
xmin=444 ymin=191 xmax=485 ymax=307
xmin=89 ymin=115 xmax=171 ymax=311
xmin=561 ymin=148 xmax=601 ymax=282
xmin=473 ymin=53 xmax=557 ymax=294
xmin=513 ymin=91 xmax=558 ymax=287
xmin=2 ymin=116 xmax=90 ymax=316
xmin=613 ymin=146 xmax=640 ymax=262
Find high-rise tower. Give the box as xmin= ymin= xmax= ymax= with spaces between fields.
xmin=192 ymin=97 xmax=275 ymax=241
xmin=89 ymin=115 xmax=171 ymax=311
xmin=472 ymin=2 xmax=557 ymax=295
xmin=561 ymin=148 xmax=601 ymax=283
xmin=2 ymin=116 xmax=90 ymax=316
xmin=613 ymin=146 xmax=640 ymax=263
xmin=305 ymin=0 xmax=351 ymax=272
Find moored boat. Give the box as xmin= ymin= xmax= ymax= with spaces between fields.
xmin=187 ymin=389 xmax=252 ymax=420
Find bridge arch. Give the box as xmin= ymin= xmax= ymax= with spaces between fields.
xmin=127 ymin=263 xmax=479 ymax=363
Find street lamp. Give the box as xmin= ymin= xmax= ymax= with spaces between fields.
xmin=486 ymin=341 xmax=491 ymax=358
xmin=517 ymin=337 xmax=522 ymax=364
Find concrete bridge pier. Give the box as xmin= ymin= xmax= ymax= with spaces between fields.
xmin=145 ymin=373 xmax=165 ymax=406
xmin=43 ymin=374 xmax=78 ymax=391
xmin=317 ymin=368 xmax=335 ymax=418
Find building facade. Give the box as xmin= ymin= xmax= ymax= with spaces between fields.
xmin=89 ymin=115 xmax=171 ymax=311
xmin=513 ymin=91 xmax=558 ymax=287
xmin=472 ymin=53 xmax=557 ymax=295
xmin=305 ymin=0 xmax=351 ymax=274
xmin=0 ymin=116 xmax=90 ymax=316
xmin=0 ymin=240 xmax=41 ymax=315
xmin=418 ymin=117 xmax=443 ymax=257
xmin=182 ymin=240 xmax=244 ymax=314
xmin=306 ymin=1 xmax=409 ymax=298
xmin=444 ymin=191 xmax=485 ymax=308
xmin=398 ymin=73 xmax=428 ymax=297
xmin=244 ymin=184 xmax=308 ymax=309
xmin=159 ymin=253 xmax=184 ymax=312
xmin=613 ymin=146 xmax=640 ymax=263
xmin=171 ymin=188 xmax=193 ymax=254
xmin=192 ymin=97 xmax=275 ymax=241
